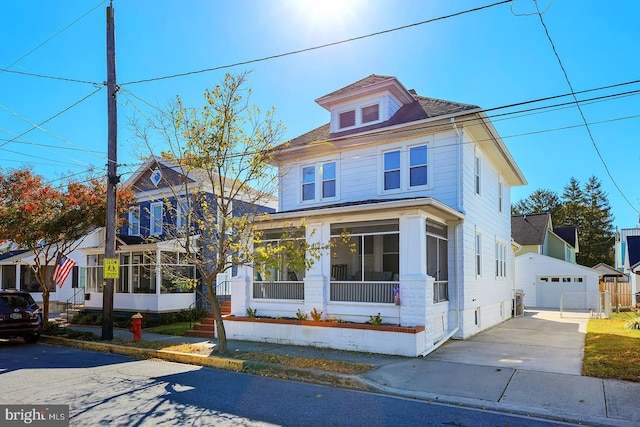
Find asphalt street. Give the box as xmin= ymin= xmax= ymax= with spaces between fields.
xmin=0 ymin=341 xmax=571 ymax=427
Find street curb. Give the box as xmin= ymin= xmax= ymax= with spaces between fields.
xmin=40 ymin=335 xmax=373 ymax=391
xmin=41 ymin=336 xmax=245 ymax=371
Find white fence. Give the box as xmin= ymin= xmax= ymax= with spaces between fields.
xmin=560 ymin=291 xmax=612 ymax=319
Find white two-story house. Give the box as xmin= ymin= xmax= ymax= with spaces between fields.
xmin=227 ymin=74 xmax=527 ymax=356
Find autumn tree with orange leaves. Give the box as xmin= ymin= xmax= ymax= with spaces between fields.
xmin=0 ymin=168 xmax=132 ymax=323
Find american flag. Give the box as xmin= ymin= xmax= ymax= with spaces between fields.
xmin=53 ymin=255 xmax=76 ymax=288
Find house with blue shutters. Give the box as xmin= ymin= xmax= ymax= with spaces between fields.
xmin=226 ymin=74 xmax=527 ymax=356
xmin=81 ymin=155 xmax=276 ymax=315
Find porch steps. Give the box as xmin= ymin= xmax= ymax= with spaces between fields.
xmin=185 ymin=301 xmax=231 ymax=339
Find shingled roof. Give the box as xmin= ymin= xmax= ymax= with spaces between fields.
xmin=511 ymin=213 xmax=551 ymax=246
xmin=554 ymin=226 xmax=578 ymax=248
xmin=628 ymin=236 xmax=640 ymax=269
xmin=283 ymin=75 xmax=480 ymax=149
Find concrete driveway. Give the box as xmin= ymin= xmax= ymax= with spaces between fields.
xmin=426 ymin=308 xmax=589 ymax=375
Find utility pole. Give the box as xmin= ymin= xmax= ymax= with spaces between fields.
xmin=102 ymin=1 xmax=117 ymax=340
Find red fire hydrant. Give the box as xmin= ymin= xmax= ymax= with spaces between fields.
xmin=129 ymin=312 xmax=143 ymax=342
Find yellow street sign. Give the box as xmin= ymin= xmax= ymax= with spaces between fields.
xmin=104 ymin=258 xmax=119 ymax=279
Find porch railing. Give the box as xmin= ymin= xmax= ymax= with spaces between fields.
xmin=330 ymin=281 xmax=398 ymax=304
xmin=253 ymin=281 xmax=304 ymax=300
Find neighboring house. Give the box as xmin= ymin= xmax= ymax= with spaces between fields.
xmin=511 ymin=212 xmax=598 ymax=308
xmin=511 ymin=213 xmax=578 ymax=263
xmin=81 ymin=156 xmax=276 ymax=316
xmin=0 ymin=239 xmax=90 ymax=313
xmin=615 ymin=227 xmax=640 ymax=306
xmin=227 ymin=74 xmax=527 ymax=356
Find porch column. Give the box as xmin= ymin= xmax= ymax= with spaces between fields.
xmin=155 ymin=250 xmax=161 ymax=295
xmin=230 ymin=264 xmax=251 ymax=316
xmin=304 ymin=221 xmax=329 ymax=318
xmin=399 ymin=213 xmax=428 ymax=327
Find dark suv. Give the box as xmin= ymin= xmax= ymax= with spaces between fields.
xmin=0 ymin=290 xmax=43 ymax=343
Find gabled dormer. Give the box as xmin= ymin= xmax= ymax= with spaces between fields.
xmin=315 ymin=74 xmax=416 ymax=135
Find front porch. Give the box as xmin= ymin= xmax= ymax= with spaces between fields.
xmin=226 ymin=201 xmax=464 ymax=356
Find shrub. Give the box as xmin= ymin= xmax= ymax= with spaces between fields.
xmin=296 ymin=309 xmax=308 ymax=321
xmin=310 ymin=308 xmax=322 ymax=321
xmin=368 ymin=313 xmax=383 ymax=325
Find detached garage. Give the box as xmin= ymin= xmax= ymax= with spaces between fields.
xmin=515 ymin=253 xmax=600 ymax=309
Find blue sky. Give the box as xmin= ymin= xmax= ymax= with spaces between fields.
xmin=1 ymin=0 xmax=639 ymax=229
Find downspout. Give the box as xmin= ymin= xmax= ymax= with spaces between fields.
xmin=420 ymin=220 xmax=462 ymax=356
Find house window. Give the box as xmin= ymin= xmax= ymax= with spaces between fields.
xmin=128 ymin=206 xmax=140 ymax=236
xmin=409 ymin=145 xmax=428 ymax=187
xmin=495 ymin=241 xmax=507 ymax=278
xmin=427 ymin=220 xmax=448 ymax=303
xmin=302 ymin=162 xmax=337 ymax=202
xmin=383 ymin=150 xmax=401 ymax=190
xmin=321 ymin=162 xmax=336 ymax=198
xmin=475 ymin=231 xmax=482 ymax=276
xmin=302 ymin=166 xmax=315 ymax=201
xmin=362 ymin=104 xmax=379 ymax=123
xmin=150 ymin=202 xmax=163 ymax=236
xmin=339 ymin=110 xmax=355 ymax=129
xmin=498 ymin=179 xmax=503 ymax=213
xmin=475 ymin=154 xmax=481 ymax=195
xmin=176 ymin=198 xmax=189 ymax=230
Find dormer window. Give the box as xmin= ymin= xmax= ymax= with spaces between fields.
xmin=339 ymin=110 xmax=355 ymax=129
xmin=362 ymin=104 xmax=379 ymax=123
xmin=336 ymin=102 xmax=382 ymax=130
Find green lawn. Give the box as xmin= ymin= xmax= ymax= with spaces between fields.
xmin=144 ymin=321 xmax=194 ymax=336
xmin=583 ymin=312 xmax=640 ymax=382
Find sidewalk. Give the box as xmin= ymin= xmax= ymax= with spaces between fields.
xmin=45 ymin=320 xmax=640 ymax=427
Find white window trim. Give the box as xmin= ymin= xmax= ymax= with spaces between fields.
xmin=150 ymin=202 xmax=163 ymax=236
xmin=475 ymin=228 xmax=482 ymax=278
xmin=128 ymin=206 xmax=140 ymax=236
xmin=176 ymin=197 xmax=189 ymax=230
xmin=300 ymin=160 xmax=339 ymax=203
xmin=332 ymin=97 xmax=385 ymax=132
xmin=379 ymin=138 xmax=433 ymax=195
xmin=495 ymin=238 xmax=508 ymax=279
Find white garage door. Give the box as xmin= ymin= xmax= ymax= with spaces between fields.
xmin=536 ymin=276 xmax=587 ymax=309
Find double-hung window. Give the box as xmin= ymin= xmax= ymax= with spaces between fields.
xmin=321 ymin=162 xmax=336 ymax=198
xmin=495 ymin=241 xmax=507 ymax=278
xmin=302 ymin=166 xmax=315 ymax=201
xmin=302 ymin=161 xmax=337 ymax=202
xmin=475 ymin=231 xmax=482 ymax=277
xmin=150 ymin=202 xmax=163 ymax=236
xmin=383 ymin=150 xmax=401 ymax=190
xmin=176 ymin=198 xmax=189 ymax=230
xmin=409 ymin=145 xmax=428 ymax=187
xmin=128 ymin=206 xmax=140 ymax=236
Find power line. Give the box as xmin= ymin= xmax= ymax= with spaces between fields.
xmin=0 ymin=86 xmax=104 ymax=154
xmin=2 ymin=0 xmax=108 ymax=72
xmin=534 ymin=3 xmax=640 ymax=214
xmin=0 ymin=68 xmax=100 ymax=86
xmin=121 ymin=0 xmax=512 ymax=86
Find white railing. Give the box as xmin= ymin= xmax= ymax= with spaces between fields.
xmin=330 ymin=281 xmax=398 ymax=304
xmin=253 ymin=281 xmax=304 ymax=300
